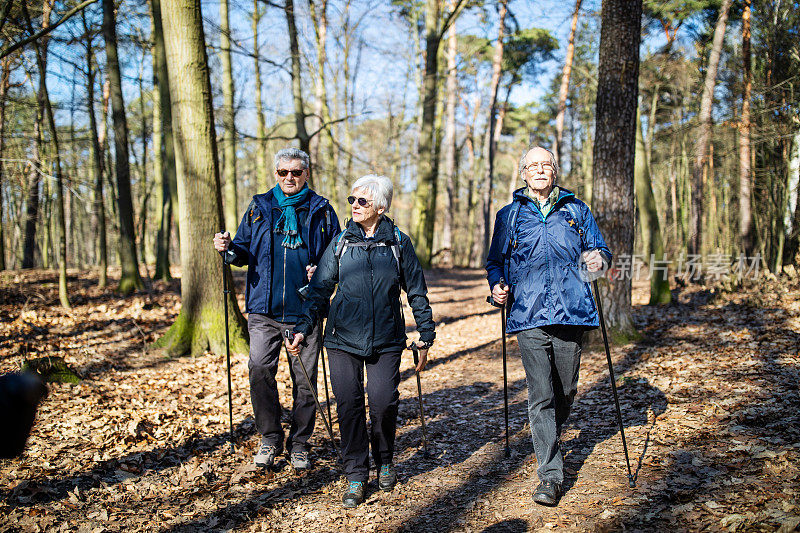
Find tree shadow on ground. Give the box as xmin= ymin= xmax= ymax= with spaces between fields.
xmin=3 ymin=419 xmax=257 ymax=508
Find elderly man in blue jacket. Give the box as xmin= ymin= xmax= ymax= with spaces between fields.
xmin=486 ymin=146 xmax=611 ymax=506
xmin=213 ymin=148 xmax=340 ymax=471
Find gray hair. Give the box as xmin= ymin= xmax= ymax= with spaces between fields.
xmin=351 ymin=174 xmax=393 ymax=211
xmin=274 ymin=148 xmax=310 ymax=170
xmin=519 ymin=146 xmax=559 ymax=181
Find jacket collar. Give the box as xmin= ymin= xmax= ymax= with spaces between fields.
xmin=343 ymin=215 xmax=395 ymax=243
xmin=252 ymin=187 xmax=328 ymax=218
xmin=512 ymin=186 xmax=575 ymax=207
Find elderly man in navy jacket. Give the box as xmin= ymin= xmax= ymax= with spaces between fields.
xmin=486 ymin=146 xmax=611 ymax=506
xmin=213 ymin=148 xmax=340 ymax=471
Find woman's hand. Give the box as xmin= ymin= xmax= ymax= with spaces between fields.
xmin=413 ymin=341 xmax=429 ymax=372
xmin=285 ymin=332 xmax=305 ymax=356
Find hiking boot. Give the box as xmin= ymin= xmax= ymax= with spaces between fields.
xmin=253 ymin=440 xmax=281 ymax=468
xmin=378 ymin=464 xmax=397 ymax=492
xmin=532 ymin=480 xmax=562 ymax=506
xmin=342 ymin=481 xmax=365 ymax=508
xmin=290 ymin=450 xmax=312 ymax=470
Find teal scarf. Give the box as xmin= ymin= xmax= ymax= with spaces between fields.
xmin=273 ymin=184 xmax=310 ymax=248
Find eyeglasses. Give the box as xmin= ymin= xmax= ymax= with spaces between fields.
xmin=523 ymin=162 xmax=554 ymax=174
xmin=347 ymin=196 xmax=371 ymax=207
xmin=276 ymin=168 xmax=305 ymax=177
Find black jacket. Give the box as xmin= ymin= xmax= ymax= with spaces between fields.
xmin=294 ymin=216 xmax=435 ymax=357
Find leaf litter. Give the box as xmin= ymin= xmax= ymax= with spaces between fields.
xmin=1 ymin=268 xmax=799 ymax=532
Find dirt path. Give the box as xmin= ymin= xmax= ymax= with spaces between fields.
xmin=1 ymin=268 xmax=798 ymax=532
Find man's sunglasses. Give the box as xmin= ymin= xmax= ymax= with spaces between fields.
xmin=277 ymin=168 xmax=305 ymax=177
xmin=347 ymin=196 xmax=371 ymax=207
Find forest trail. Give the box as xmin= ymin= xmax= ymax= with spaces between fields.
xmin=1 ymin=268 xmax=798 ymax=532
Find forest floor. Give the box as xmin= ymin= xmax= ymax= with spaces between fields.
xmin=1 ymin=266 xmax=799 ymax=532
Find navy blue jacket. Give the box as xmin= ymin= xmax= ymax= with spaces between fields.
xmin=225 ymin=188 xmax=340 ymax=315
xmin=485 ymin=187 xmax=612 ymax=333
xmin=294 ymin=217 xmax=435 ymax=357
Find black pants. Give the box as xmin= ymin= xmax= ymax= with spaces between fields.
xmin=327 ymin=347 xmax=401 ymax=483
xmin=247 ymin=313 xmax=321 ymax=453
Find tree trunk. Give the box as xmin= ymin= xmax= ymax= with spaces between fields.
xmin=592 ymin=0 xmax=642 ymax=339
xmin=152 ymin=0 xmax=175 ymax=282
xmin=104 ymin=0 xmax=144 ymax=294
xmin=31 ymin=3 xmax=70 ymax=308
xmin=635 ymin=105 xmax=670 ymax=304
xmin=481 ymin=0 xmax=507 ymax=261
xmin=85 ymin=30 xmax=108 ymax=288
xmin=220 ymin=0 xmax=238 ymax=233
xmin=440 ymin=2 xmax=457 ymax=268
xmin=156 ymin=0 xmax=248 ymax=357
xmin=252 ymin=0 xmax=268 ymax=193
xmin=552 ymin=0 xmax=582 ymax=166
xmin=689 ymin=0 xmax=733 ymax=257
xmin=137 ymin=55 xmax=150 ymax=266
xmin=309 ymin=0 xmax=336 ymax=199
xmin=411 ymin=0 xmax=443 ymax=267
xmin=0 ymin=57 xmax=9 ymax=271
xmin=285 ymin=0 xmax=310 ymax=154
xmin=738 ymin=0 xmax=754 ymax=257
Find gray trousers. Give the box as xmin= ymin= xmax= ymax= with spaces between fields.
xmin=247 ymin=313 xmax=321 ymax=453
xmin=517 ymin=325 xmax=584 ymax=484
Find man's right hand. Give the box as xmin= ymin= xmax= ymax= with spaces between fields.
xmin=214 ymin=231 xmax=231 ymax=252
xmin=492 ymin=283 xmax=509 ymax=306
xmin=285 ymin=332 xmax=305 ymax=356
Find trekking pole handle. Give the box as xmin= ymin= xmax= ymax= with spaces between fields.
xmin=410 ymin=343 xmax=420 ymax=366
xmin=486 ymin=278 xmax=507 ymax=308
xmin=284 ymin=330 xmax=307 ymax=349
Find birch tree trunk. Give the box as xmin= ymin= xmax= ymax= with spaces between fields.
xmin=689 ymin=0 xmax=733 ymax=257
xmin=156 ymin=0 xmax=248 ymax=357
xmin=552 ymin=0 xmax=582 ymax=166
xmin=220 ymin=0 xmax=238 ymax=233
xmin=104 ymin=0 xmax=144 ymax=294
xmin=592 ymin=0 xmax=642 ymax=338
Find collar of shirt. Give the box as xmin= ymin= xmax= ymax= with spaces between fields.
xmin=525 ymin=185 xmax=560 ymax=213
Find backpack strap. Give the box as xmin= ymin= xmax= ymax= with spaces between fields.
xmin=501 ymin=201 xmax=522 ymax=257
xmin=563 ymin=201 xmax=587 ymax=250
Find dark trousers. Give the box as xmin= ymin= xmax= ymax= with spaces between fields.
xmin=247 ymin=313 xmax=321 ymax=453
xmin=326 ymin=347 xmax=401 ymax=483
xmin=517 ymin=325 xmax=583 ymax=484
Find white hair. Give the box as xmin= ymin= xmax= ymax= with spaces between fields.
xmin=519 ymin=146 xmax=559 ymax=181
xmin=351 ymin=175 xmax=393 ymax=211
xmin=274 ymin=148 xmax=310 ymax=170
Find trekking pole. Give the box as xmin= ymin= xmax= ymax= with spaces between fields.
xmin=486 ymin=278 xmax=510 ymax=458
xmin=218 ymin=231 xmax=235 ymax=454
xmin=591 ymin=279 xmax=635 ymax=488
xmin=318 ymin=319 xmax=333 ymax=428
xmin=298 ymin=280 xmax=333 ymax=433
xmin=409 ymin=344 xmax=429 ymax=458
xmin=284 ymin=330 xmax=343 ymax=463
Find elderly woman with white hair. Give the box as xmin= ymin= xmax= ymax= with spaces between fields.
xmin=286 ymin=174 xmax=435 ymax=508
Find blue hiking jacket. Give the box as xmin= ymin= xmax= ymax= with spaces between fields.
xmin=225 ymin=188 xmax=340 ymax=315
xmin=485 ymin=187 xmax=612 ymax=333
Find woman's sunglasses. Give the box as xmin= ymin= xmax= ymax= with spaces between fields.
xmin=277 ymin=169 xmax=305 ymax=177
xmin=347 ymin=196 xmax=371 ymax=207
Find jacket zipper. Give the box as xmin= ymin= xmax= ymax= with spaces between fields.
xmin=281 ymin=246 xmax=287 ymax=322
